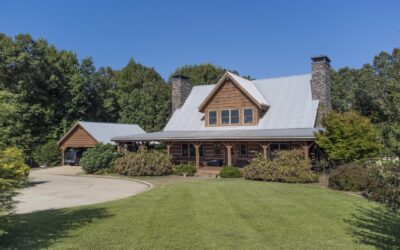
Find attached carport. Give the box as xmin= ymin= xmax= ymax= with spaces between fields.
xmin=58 ymin=121 xmax=146 ymax=165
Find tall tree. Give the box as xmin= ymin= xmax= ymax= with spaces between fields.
xmin=169 ymin=63 xmax=241 ymax=86
xmin=117 ymin=59 xmax=171 ymax=132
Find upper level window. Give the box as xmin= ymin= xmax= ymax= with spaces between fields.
xmin=231 ymin=109 xmax=239 ymax=124
xmin=221 ymin=109 xmax=240 ymax=125
xmin=221 ymin=110 xmax=230 ymax=124
xmin=244 ymin=108 xmax=253 ymax=124
xmin=208 ymin=111 xmax=217 ymax=125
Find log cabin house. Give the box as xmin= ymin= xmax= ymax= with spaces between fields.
xmin=112 ymin=56 xmax=332 ymax=168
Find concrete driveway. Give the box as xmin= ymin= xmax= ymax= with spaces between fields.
xmin=15 ymin=166 xmax=150 ymax=214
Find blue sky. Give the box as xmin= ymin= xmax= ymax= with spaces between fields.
xmin=0 ymin=0 xmax=399 ymax=80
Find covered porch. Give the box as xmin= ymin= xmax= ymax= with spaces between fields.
xmin=112 ymin=128 xmax=320 ymax=168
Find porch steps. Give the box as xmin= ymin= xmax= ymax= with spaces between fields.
xmin=196 ymin=167 xmax=221 ymax=178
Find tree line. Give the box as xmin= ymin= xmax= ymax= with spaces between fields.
xmin=0 ymin=33 xmax=399 ymax=162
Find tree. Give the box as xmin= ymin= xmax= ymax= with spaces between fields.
xmin=169 ymin=63 xmax=241 ymax=86
xmin=116 ymin=59 xmax=171 ymax=132
xmin=315 ymin=111 xmax=382 ymax=166
xmin=32 ymin=140 xmax=61 ymax=167
xmin=331 ymin=48 xmax=400 ymax=157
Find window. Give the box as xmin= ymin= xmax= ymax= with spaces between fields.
xmin=221 ymin=110 xmax=230 ymax=124
xmin=213 ymin=144 xmax=221 ymax=155
xmin=181 ymin=144 xmax=204 ymax=157
xmin=244 ymin=108 xmax=253 ymax=124
xmin=269 ymin=143 xmax=291 ymax=159
xmin=221 ymin=109 xmax=240 ymax=125
xmin=208 ymin=111 xmax=217 ymax=125
xmin=231 ymin=109 xmax=239 ymax=124
xmin=240 ymin=144 xmax=247 ymax=156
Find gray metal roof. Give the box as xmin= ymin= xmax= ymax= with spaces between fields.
xmin=58 ymin=121 xmax=146 ymax=145
xmin=111 ymin=128 xmax=321 ymax=142
xmin=164 ymin=74 xmax=318 ymax=131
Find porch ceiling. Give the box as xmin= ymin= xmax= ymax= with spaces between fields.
xmin=111 ymin=128 xmax=321 ymax=142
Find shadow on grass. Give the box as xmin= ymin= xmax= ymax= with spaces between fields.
xmin=345 ymin=206 xmax=400 ymax=250
xmin=1 ymin=207 xmax=112 ymax=249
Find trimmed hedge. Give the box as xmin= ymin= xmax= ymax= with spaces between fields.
xmin=173 ymin=164 xmax=196 ymax=177
xmin=328 ymin=163 xmax=375 ymax=191
xmin=32 ymin=140 xmax=60 ymax=167
xmin=115 ymin=150 xmax=172 ymax=176
xmin=220 ymin=166 xmax=241 ymax=178
xmin=244 ymin=150 xmax=317 ymax=183
xmin=80 ymin=144 xmax=119 ymax=174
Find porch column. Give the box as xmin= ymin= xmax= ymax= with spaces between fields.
xmin=225 ymin=143 xmax=233 ymax=166
xmin=302 ymin=142 xmax=313 ymax=160
xmin=166 ymin=142 xmax=173 ymax=158
xmin=261 ymin=143 xmax=270 ymax=160
xmin=193 ymin=142 xmax=201 ymax=169
xmin=61 ymin=147 xmax=65 ymax=166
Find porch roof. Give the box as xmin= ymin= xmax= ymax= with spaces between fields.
xmin=111 ymin=128 xmax=321 ymax=142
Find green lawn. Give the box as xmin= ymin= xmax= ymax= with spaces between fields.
xmin=2 ymin=178 xmax=400 ymax=249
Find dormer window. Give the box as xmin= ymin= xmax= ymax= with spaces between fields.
xmin=221 ymin=109 xmax=239 ymax=125
xmin=208 ymin=111 xmax=217 ymax=125
xmin=244 ymin=108 xmax=253 ymax=124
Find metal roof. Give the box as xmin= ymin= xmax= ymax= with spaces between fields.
xmin=59 ymin=121 xmax=146 ymax=145
xmin=164 ymin=74 xmax=318 ymax=131
xmin=112 ymin=128 xmax=321 ymax=142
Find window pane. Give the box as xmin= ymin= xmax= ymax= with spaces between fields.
xmin=209 ymin=111 xmax=217 ymax=125
xmin=240 ymin=144 xmax=247 ymax=156
xmin=214 ymin=144 xmax=221 ymax=155
xmin=182 ymin=144 xmax=189 ymax=157
xmin=244 ymin=108 xmax=253 ymax=123
xmin=231 ymin=109 xmax=239 ymax=124
xmin=280 ymin=143 xmax=290 ymax=150
xmin=200 ymin=144 xmax=204 ymax=157
xmin=221 ymin=110 xmax=230 ymax=124
xmin=189 ymin=144 xmax=196 ymax=157
xmin=269 ymin=144 xmax=279 ymax=160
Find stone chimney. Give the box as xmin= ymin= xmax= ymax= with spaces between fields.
xmin=171 ymin=75 xmax=192 ymax=113
xmin=311 ymin=55 xmax=332 ymax=127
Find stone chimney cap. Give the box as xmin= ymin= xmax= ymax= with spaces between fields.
xmin=311 ymin=55 xmax=331 ymax=63
xmin=172 ymin=74 xmax=190 ymax=80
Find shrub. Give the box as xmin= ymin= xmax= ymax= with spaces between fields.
xmin=32 ymin=140 xmax=60 ymax=167
xmin=80 ymin=144 xmax=119 ymax=174
xmin=244 ymin=150 xmax=317 ymax=183
xmin=0 ymin=147 xmax=30 ymax=184
xmin=219 ymin=166 xmax=241 ymax=178
xmin=0 ymin=147 xmax=29 ymax=236
xmin=173 ymin=164 xmax=196 ymax=176
xmin=366 ymin=162 xmax=400 ymax=213
xmin=328 ymin=163 xmax=375 ymax=191
xmin=115 ymin=150 xmax=172 ymax=176
xmin=315 ymin=111 xmax=382 ymax=166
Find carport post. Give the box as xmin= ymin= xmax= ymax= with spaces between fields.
xmin=61 ymin=148 xmax=65 ymax=166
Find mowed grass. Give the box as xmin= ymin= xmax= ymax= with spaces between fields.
xmin=2 ymin=179 xmax=400 ymax=249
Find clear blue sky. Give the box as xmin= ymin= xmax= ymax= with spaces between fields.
xmin=1 ymin=0 xmax=399 ymax=80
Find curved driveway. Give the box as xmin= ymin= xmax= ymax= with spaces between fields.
xmin=15 ymin=166 xmax=150 ymax=214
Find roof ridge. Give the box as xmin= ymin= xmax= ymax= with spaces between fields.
xmin=253 ymin=73 xmax=311 ymax=82
xmin=79 ymin=121 xmax=139 ymax=126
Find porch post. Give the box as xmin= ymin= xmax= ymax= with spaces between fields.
xmin=302 ymin=142 xmax=313 ymax=160
xmin=61 ymin=147 xmax=65 ymax=166
xmin=166 ymin=142 xmax=173 ymax=158
xmin=226 ymin=143 xmax=232 ymax=166
xmin=194 ymin=142 xmax=201 ymax=169
xmin=261 ymin=143 xmax=270 ymax=160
